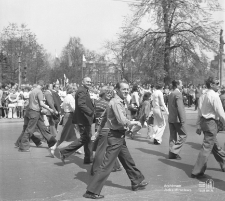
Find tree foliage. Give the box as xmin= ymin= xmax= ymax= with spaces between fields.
xmin=110 ymin=0 xmax=223 ymax=84
xmin=0 ymin=23 xmax=51 ymax=84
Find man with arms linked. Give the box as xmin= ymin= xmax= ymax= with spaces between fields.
xmin=83 ymin=81 xmax=148 ymax=199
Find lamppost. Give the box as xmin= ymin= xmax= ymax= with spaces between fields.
xmin=18 ymin=53 xmax=22 ymax=88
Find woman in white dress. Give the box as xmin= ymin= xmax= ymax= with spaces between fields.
xmin=152 ymin=83 xmax=169 ymax=145
xmin=7 ymin=88 xmax=19 ymax=118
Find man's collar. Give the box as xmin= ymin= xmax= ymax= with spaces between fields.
xmin=175 ymin=88 xmax=181 ymax=93
xmin=115 ymin=94 xmax=125 ymax=105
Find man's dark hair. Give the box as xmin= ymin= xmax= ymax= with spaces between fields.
xmin=131 ymin=85 xmax=138 ymax=93
xmin=37 ymin=80 xmax=45 ymax=87
xmin=155 ymin=83 xmax=164 ymax=90
xmin=172 ymin=80 xmax=180 ymax=89
xmin=142 ymin=92 xmax=151 ymax=102
xmin=205 ymin=76 xmax=218 ymax=89
xmin=115 ymin=81 xmax=128 ymax=90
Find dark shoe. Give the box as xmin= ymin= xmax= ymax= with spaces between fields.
xmin=84 ymin=161 xmax=93 ymax=165
xmin=154 ymin=139 xmax=160 ymax=145
xmin=59 ymin=150 xmax=65 ymax=165
xmin=36 ymin=142 xmax=43 ymax=147
xmin=18 ymin=149 xmax=30 ymax=152
xmin=191 ymin=173 xmax=205 ymax=178
xmin=132 ymin=181 xmax=149 ymax=191
xmin=14 ymin=143 xmax=19 ymax=148
xmin=112 ymin=167 xmax=123 ymax=172
xmin=168 ymin=152 xmax=181 ymax=160
xmin=83 ymin=191 xmax=104 ymax=199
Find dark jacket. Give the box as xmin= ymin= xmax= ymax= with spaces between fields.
xmin=168 ymin=89 xmax=186 ymax=124
xmin=51 ymin=90 xmax=62 ymax=113
xmin=44 ymin=90 xmax=56 ymax=116
xmin=72 ymin=85 xmax=95 ymax=125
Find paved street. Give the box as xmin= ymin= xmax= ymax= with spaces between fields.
xmin=1 ymin=107 xmax=225 ymax=201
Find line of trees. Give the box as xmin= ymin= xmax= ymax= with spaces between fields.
xmin=0 ymin=0 xmax=222 ymax=86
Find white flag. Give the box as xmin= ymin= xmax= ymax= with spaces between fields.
xmin=64 ymin=74 xmax=66 ymax=79
xmin=66 ymin=78 xmax=69 ymax=83
xmin=55 ymin=50 xmax=59 ymax=59
xmin=83 ymin=55 xmax=86 ymax=62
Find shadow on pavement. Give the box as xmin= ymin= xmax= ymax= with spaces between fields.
xmin=54 ymin=154 xmax=131 ymax=191
xmin=185 ymin=142 xmax=201 ymax=150
xmin=136 ymin=148 xmax=168 ymax=158
xmin=158 ymin=158 xmax=225 ymax=191
xmin=127 ymin=136 xmax=151 ymax=143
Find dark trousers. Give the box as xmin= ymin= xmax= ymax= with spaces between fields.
xmin=91 ymin=129 xmax=120 ymax=175
xmin=188 ymin=95 xmax=193 ymax=107
xmin=15 ymin=115 xmax=42 ymax=147
xmin=169 ymin=123 xmax=187 ymax=155
xmin=195 ymin=98 xmax=199 ymax=110
xmin=0 ymin=107 xmax=3 ymax=117
xmin=19 ymin=109 xmax=56 ymax=150
xmin=192 ymin=118 xmax=225 ymax=175
xmin=87 ymin=130 xmax=144 ymax=195
xmin=61 ymin=124 xmax=93 ymax=163
xmin=47 ymin=115 xmax=57 ymax=137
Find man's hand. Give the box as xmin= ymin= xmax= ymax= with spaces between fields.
xmin=130 ymin=121 xmax=141 ymax=127
xmin=49 ymin=108 xmax=54 ymax=114
xmin=91 ymin=132 xmax=99 ymax=141
xmin=196 ymin=128 xmax=202 ymax=135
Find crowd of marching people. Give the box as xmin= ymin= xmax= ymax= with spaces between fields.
xmin=1 ymin=76 xmax=225 ymax=199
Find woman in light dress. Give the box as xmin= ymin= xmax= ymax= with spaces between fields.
xmin=152 ymin=83 xmax=169 ymax=145
xmin=7 ymin=88 xmax=19 ymax=118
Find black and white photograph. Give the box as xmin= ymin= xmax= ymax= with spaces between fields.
xmin=0 ymin=0 xmax=225 ymax=200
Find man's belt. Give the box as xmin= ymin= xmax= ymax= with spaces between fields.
xmin=109 ymin=129 xmax=126 ymax=138
xmin=201 ymin=117 xmax=216 ymax=121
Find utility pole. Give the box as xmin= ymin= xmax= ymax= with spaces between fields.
xmin=219 ymin=29 xmax=224 ymax=86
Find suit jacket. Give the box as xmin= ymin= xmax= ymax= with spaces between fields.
xmin=168 ymin=89 xmax=186 ymax=124
xmin=72 ymin=85 xmax=95 ymax=125
xmin=44 ymin=90 xmax=56 ymax=115
xmin=51 ymin=90 xmax=62 ymax=113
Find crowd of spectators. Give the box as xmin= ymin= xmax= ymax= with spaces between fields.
xmin=1 ymin=80 xmax=225 ymax=120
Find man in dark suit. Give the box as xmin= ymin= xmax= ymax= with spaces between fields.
xmin=168 ymin=80 xmax=187 ymax=160
xmin=59 ymin=77 xmax=95 ymax=164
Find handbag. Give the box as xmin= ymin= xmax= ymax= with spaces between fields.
xmin=147 ymin=114 xmax=154 ymax=125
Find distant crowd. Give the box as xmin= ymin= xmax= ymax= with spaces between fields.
xmin=0 ymin=81 xmax=225 ymax=119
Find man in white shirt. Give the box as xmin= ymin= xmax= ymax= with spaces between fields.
xmin=192 ymin=77 xmax=225 ymax=178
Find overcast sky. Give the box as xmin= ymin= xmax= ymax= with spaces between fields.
xmin=0 ymin=0 xmax=225 ymax=57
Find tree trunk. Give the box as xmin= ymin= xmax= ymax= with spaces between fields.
xmin=164 ymin=35 xmax=171 ymax=85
